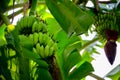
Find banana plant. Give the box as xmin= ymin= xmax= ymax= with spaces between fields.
xmin=0 ymin=0 xmax=120 ymax=80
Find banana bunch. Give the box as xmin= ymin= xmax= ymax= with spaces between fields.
xmin=16 ymin=16 xmax=36 ymax=35
xmin=94 ymin=12 xmax=118 ymax=39
xmin=32 ymin=21 xmax=47 ymax=33
xmin=30 ymin=32 xmax=58 ymax=59
xmin=16 ymin=16 xmax=58 ymax=59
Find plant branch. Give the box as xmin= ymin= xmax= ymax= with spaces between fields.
xmin=8 ymin=8 xmax=23 ymax=19
xmin=95 ymin=0 xmax=99 ymax=12
xmin=5 ymin=3 xmax=24 ymax=12
xmin=0 ymin=8 xmax=23 ymax=25
xmin=89 ymin=73 xmax=104 ymax=80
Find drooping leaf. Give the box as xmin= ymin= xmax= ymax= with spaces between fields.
xmin=64 ymin=49 xmax=82 ymax=74
xmin=68 ymin=61 xmax=94 ymax=80
xmin=22 ymin=47 xmax=48 ymax=69
xmin=45 ymin=0 xmax=94 ymax=35
xmin=55 ymin=30 xmax=82 ymax=80
xmin=19 ymin=35 xmax=33 ymax=50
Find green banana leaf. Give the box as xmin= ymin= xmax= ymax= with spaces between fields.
xmin=45 ymin=0 xmax=94 ymax=35
xmin=68 ymin=61 xmax=94 ymax=79
xmin=22 ymin=47 xmax=48 ymax=69
xmin=55 ymin=30 xmax=94 ymax=80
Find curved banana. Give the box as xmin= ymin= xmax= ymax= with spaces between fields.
xmin=32 ymin=21 xmax=37 ymax=32
xmin=33 ymin=47 xmax=37 ymax=54
xmin=49 ymin=47 xmax=54 ymax=56
xmin=37 ymin=22 xmax=43 ymax=32
xmin=38 ymin=32 xmax=43 ymax=44
xmin=36 ymin=43 xmax=41 ymax=54
xmin=39 ymin=45 xmax=45 ymax=58
xmin=52 ymin=43 xmax=58 ymax=51
xmin=44 ymin=45 xmax=49 ymax=57
xmin=33 ymin=33 xmax=38 ymax=45
xmin=47 ymin=39 xmax=54 ymax=47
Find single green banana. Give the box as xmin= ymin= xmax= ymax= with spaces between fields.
xmin=28 ymin=16 xmax=35 ymax=27
xmin=33 ymin=47 xmax=37 ymax=54
xmin=37 ymin=22 xmax=43 ymax=32
xmin=26 ymin=16 xmax=31 ymax=28
xmin=28 ymin=34 xmax=33 ymax=41
xmin=47 ymin=39 xmax=54 ymax=47
xmin=39 ymin=45 xmax=45 ymax=58
xmin=49 ymin=47 xmax=54 ymax=56
xmin=36 ymin=43 xmax=41 ymax=54
xmin=52 ymin=43 xmax=58 ymax=51
xmin=33 ymin=32 xmax=39 ymax=45
xmin=32 ymin=21 xmax=37 ymax=32
xmin=20 ymin=17 xmax=25 ymax=29
xmin=42 ymin=26 xmax=47 ymax=33
xmin=43 ymin=34 xmax=49 ymax=46
xmin=23 ymin=16 xmax=28 ymax=27
xmin=38 ymin=32 xmax=43 ymax=44
xmin=44 ymin=45 xmax=49 ymax=57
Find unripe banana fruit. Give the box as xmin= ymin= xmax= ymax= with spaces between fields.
xmin=94 ymin=12 xmax=118 ymax=40
xmin=32 ymin=32 xmax=58 ymax=59
xmin=16 ymin=16 xmax=36 ymax=35
xmin=16 ymin=16 xmax=58 ymax=59
xmin=32 ymin=21 xmax=47 ymax=33
xmin=33 ymin=33 xmax=39 ymax=45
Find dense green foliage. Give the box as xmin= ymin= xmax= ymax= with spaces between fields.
xmin=0 ymin=0 xmax=120 ymax=80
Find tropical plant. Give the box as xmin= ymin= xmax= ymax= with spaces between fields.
xmin=0 ymin=0 xmax=120 ymax=80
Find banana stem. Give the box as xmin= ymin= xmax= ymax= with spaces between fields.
xmin=29 ymin=0 xmax=37 ymax=15
xmin=8 ymin=8 xmax=23 ymax=19
xmin=5 ymin=3 xmax=24 ymax=12
xmin=0 ymin=13 xmax=11 ymax=25
xmin=0 ymin=8 xmax=23 ymax=25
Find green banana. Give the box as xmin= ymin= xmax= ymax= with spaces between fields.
xmin=28 ymin=16 xmax=35 ymax=27
xmin=44 ymin=45 xmax=49 ymax=57
xmin=20 ymin=17 xmax=25 ymax=29
xmin=49 ymin=47 xmax=54 ymax=56
xmin=32 ymin=21 xmax=37 ymax=32
xmin=28 ymin=34 xmax=33 ymax=42
xmin=52 ymin=43 xmax=58 ymax=51
xmin=36 ymin=43 xmax=41 ymax=54
xmin=42 ymin=26 xmax=47 ymax=33
xmin=38 ymin=32 xmax=43 ymax=44
xmin=33 ymin=47 xmax=37 ymax=54
xmin=37 ymin=22 xmax=43 ymax=32
xmin=47 ymin=39 xmax=54 ymax=47
xmin=23 ymin=16 xmax=28 ymax=27
xmin=27 ymin=16 xmax=31 ymax=27
xmin=43 ymin=34 xmax=49 ymax=46
xmin=39 ymin=45 xmax=45 ymax=58
xmin=33 ymin=32 xmax=39 ymax=44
